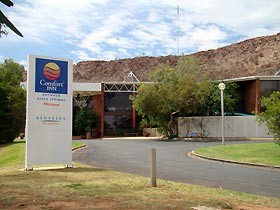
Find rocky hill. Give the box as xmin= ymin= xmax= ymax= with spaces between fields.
xmin=74 ymin=33 xmax=280 ymax=82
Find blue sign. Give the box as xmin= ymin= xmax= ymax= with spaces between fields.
xmin=35 ymin=58 xmax=68 ymax=94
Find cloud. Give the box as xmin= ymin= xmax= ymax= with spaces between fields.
xmin=18 ymin=59 xmax=28 ymax=70
xmin=178 ymin=0 xmax=280 ymax=38
xmin=179 ymin=25 xmax=229 ymax=52
xmin=70 ymin=50 xmax=94 ymax=62
xmin=6 ymin=0 xmax=107 ymax=43
xmin=1 ymin=0 xmax=280 ymax=62
xmin=78 ymin=7 xmax=135 ymax=54
xmin=0 ymin=55 xmax=4 ymax=63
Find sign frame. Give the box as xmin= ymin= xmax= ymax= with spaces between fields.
xmin=25 ymin=55 xmax=73 ymax=170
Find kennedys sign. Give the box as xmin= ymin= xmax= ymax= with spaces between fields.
xmin=25 ymin=55 xmax=73 ymax=170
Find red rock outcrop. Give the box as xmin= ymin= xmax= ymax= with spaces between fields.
xmin=74 ymin=33 xmax=280 ymax=82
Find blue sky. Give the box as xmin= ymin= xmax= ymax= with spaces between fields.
xmin=1 ymin=0 xmax=280 ymax=69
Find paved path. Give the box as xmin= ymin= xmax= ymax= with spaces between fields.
xmin=73 ymin=139 xmax=280 ymax=198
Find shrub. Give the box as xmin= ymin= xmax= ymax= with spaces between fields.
xmin=74 ymin=108 xmax=97 ymax=136
xmin=258 ymin=91 xmax=280 ymax=145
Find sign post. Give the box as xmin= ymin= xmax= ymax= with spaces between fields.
xmin=25 ymin=55 xmax=73 ymax=170
xmin=218 ymin=82 xmax=226 ymax=146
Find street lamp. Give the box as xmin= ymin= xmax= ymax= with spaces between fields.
xmin=218 ymin=82 xmax=225 ymax=146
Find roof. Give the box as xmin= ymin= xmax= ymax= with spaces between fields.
xmin=73 ymin=83 xmax=101 ymax=92
xmin=223 ymin=75 xmax=280 ymax=82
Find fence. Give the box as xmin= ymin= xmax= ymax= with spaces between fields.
xmin=178 ymin=116 xmax=272 ymax=138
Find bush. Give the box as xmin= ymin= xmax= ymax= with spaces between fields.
xmin=258 ymin=91 xmax=280 ymax=145
xmin=74 ymin=108 xmax=97 ymax=136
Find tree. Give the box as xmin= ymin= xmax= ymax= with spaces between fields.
xmin=205 ymin=82 xmax=239 ymax=116
xmin=258 ymin=91 xmax=280 ymax=145
xmin=133 ymin=56 xmax=212 ymax=136
xmin=0 ymin=0 xmax=23 ymax=37
xmin=0 ymin=59 xmax=26 ymax=143
xmin=133 ymin=56 xmax=240 ymax=137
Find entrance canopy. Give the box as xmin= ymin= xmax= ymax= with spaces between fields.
xmin=73 ymin=82 xmax=101 ymax=95
xmin=73 ymin=83 xmax=101 ymax=109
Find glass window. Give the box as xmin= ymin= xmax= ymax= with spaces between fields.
xmin=260 ymin=81 xmax=279 ymax=97
xmin=104 ymin=115 xmax=132 ymax=130
xmin=104 ymin=92 xmax=132 ymax=112
xmin=104 ymin=114 xmax=133 ymax=136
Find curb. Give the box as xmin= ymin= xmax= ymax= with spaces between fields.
xmin=72 ymin=144 xmax=86 ymax=152
xmin=175 ymin=138 xmax=274 ymax=142
xmin=189 ymin=150 xmax=280 ymax=170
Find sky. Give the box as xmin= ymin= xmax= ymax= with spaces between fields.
xmin=0 ymin=0 xmax=280 ymax=69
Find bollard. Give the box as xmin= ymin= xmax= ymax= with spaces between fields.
xmin=150 ymin=148 xmax=157 ymax=187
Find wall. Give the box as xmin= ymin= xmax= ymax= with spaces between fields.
xmin=93 ymin=94 xmax=103 ymax=138
xmin=143 ymin=128 xmax=163 ymax=137
xmin=178 ymin=116 xmax=272 ymax=138
xmin=237 ymin=80 xmax=259 ymax=114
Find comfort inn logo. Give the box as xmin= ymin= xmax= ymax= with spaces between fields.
xmin=35 ymin=58 xmax=68 ymax=94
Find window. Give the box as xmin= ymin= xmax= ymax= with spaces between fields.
xmin=260 ymin=81 xmax=280 ymax=97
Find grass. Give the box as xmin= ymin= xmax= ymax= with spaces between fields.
xmin=195 ymin=142 xmax=280 ymax=166
xmin=0 ymin=164 xmax=280 ymax=210
xmin=0 ymin=141 xmax=85 ymax=168
xmin=0 ymin=142 xmax=280 ymax=209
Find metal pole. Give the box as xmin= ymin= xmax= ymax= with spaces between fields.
xmin=150 ymin=148 xmax=157 ymax=187
xmin=221 ymin=89 xmax=225 ymax=146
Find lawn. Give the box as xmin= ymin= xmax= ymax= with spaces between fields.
xmin=0 ymin=142 xmax=280 ymax=210
xmin=195 ymin=142 xmax=280 ymax=166
xmin=1 ymin=164 xmax=280 ymax=210
xmin=0 ymin=141 xmax=84 ymax=168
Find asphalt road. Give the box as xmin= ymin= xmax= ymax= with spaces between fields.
xmin=73 ymin=139 xmax=280 ymax=198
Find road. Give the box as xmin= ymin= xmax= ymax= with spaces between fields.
xmin=73 ymin=139 xmax=280 ymax=198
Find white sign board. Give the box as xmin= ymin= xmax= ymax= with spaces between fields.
xmin=25 ymin=55 xmax=73 ymax=169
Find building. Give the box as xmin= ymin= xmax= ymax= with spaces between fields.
xmin=74 ymin=74 xmax=280 ymax=138
xmin=22 ymin=69 xmax=280 ymax=138
xmin=73 ymin=72 xmax=143 ymax=138
xmin=225 ymin=75 xmax=280 ymax=115
xmin=178 ymin=74 xmax=280 ymax=138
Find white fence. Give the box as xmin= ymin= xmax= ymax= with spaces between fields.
xmin=178 ymin=116 xmax=273 ymax=138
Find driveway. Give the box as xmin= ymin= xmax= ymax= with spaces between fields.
xmin=73 ymin=139 xmax=280 ymax=198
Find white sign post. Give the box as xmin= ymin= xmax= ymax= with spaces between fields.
xmin=25 ymin=55 xmax=73 ymax=170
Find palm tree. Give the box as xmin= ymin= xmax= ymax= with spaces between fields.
xmin=0 ymin=0 xmax=23 ymax=37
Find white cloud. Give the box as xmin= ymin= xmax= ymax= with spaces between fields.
xmin=6 ymin=0 xmax=107 ymax=43
xmin=0 ymin=55 xmax=4 ymax=63
xmin=71 ymin=50 xmax=94 ymax=61
xmin=179 ymin=25 xmax=229 ymax=52
xmin=78 ymin=8 xmax=135 ymax=53
xmin=18 ymin=59 xmax=28 ymax=70
xmin=1 ymin=0 xmax=280 ymax=62
xmin=95 ymin=51 xmax=119 ymax=61
xmin=177 ymin=0 xmax=280 ymax=38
